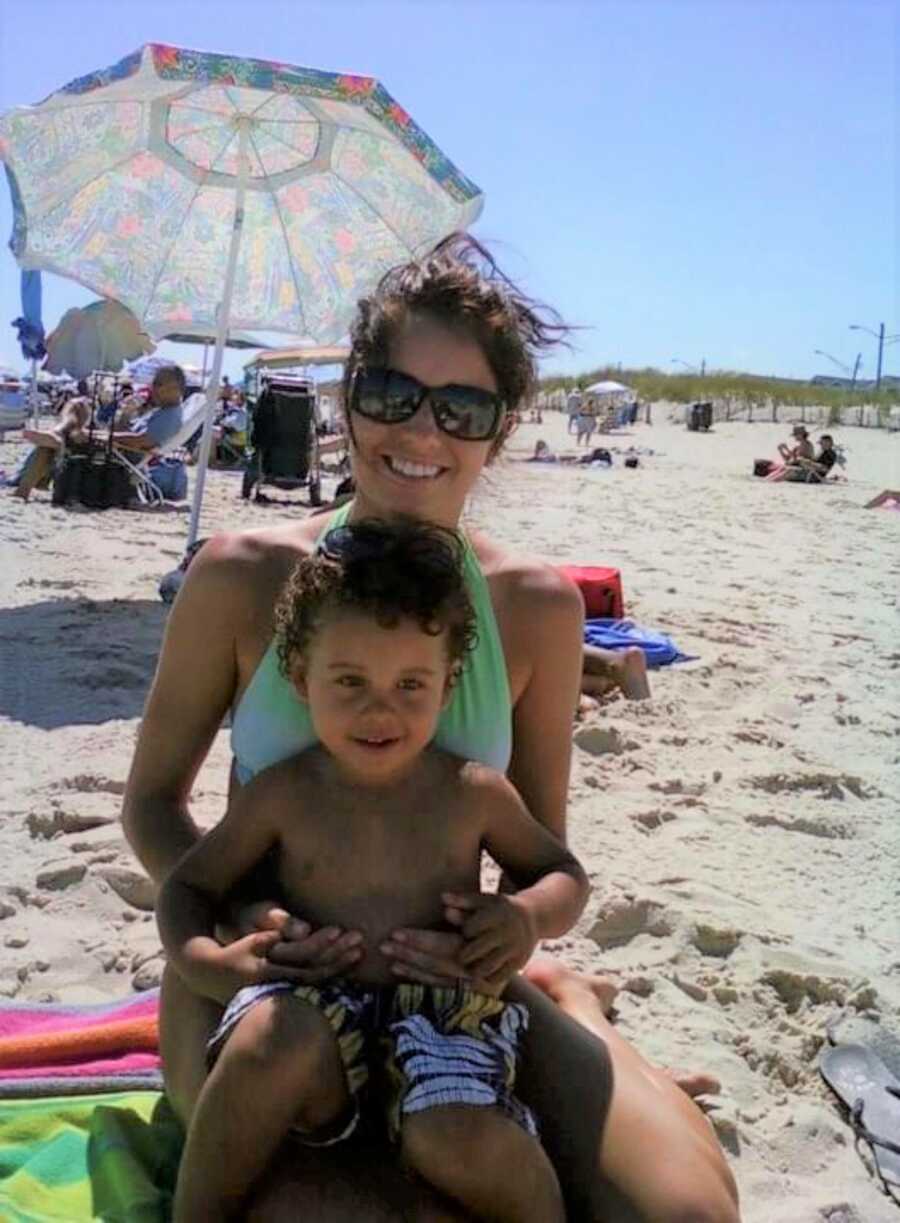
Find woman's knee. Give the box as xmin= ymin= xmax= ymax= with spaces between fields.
xmin=159 ymin=963 xmax=222 ymax=1126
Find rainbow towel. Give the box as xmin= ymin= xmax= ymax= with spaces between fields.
xmin=0 ymin=1090 xmax=180 ymax=1222
xmin=0 ymin=992 xmax=161 ymax=1098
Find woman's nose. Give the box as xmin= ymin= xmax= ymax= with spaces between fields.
xmin=404 ymin=395 xmax=440 ymax=438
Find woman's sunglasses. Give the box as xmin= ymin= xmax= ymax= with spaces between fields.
xmin=351 ymin=367 xmax=505 ymax=442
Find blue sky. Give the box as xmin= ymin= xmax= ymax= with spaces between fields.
xmin=0 ymin=0 xmax=896 ymax=382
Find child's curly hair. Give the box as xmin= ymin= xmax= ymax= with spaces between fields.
xmin=274 ymin=518 xmax=478 ymax=683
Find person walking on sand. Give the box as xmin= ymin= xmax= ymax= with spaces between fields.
xmin=566 ymin=385 xmax=582 ymax=434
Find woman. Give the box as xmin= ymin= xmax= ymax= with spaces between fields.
xmin=123 ymin=236 xmax=738 ymax=1221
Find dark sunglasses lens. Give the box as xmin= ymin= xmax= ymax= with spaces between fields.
xmin=431 ymin=389 xmax=502 ymax=440
xmin=355 ymin=370 xmax=420 ymax=423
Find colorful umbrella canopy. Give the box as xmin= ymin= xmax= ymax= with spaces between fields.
xmin=0 ymin=43 xmax=483 ymax=345
xmin=0 ymin=44 xmax=483 ymax=542
xmin=44 ymin=299 xmax=154 ymax=379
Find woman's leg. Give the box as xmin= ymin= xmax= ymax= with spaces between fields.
xmin=508 ymin=972 xmax=740 ymax=1223
xmin=582 ymin=645 xmax=651 ymax=701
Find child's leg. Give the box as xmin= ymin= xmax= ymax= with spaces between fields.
xmin=401 ymin=1105 xmax=564 ymax=1223
xmin=174 ymin=992 xmax=351 ymax=1223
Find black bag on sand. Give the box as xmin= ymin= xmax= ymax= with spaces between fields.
xmin=51 ymin=397 xmax=134 ymax=510
xmin=52 ymin=451 xmax=133 ymax=509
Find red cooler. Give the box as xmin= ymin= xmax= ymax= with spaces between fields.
xmin=558 ymin=565 xmax=624 ymax=620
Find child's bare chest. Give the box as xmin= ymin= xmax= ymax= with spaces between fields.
xmin=274 ymin=791 xmax=483 ymax=982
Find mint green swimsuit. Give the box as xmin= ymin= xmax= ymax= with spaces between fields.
xmin=231 ymin=505 xmax=512 ymax=783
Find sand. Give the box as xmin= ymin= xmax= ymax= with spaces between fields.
xmin=1 ymin=410 xmax=898 ymax=1221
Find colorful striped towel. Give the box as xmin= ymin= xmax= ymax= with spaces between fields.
xmin=0 ymin=1090 xmax=180 ymax=1222
xmin=0 ymin=993 xmax=179 ymax=1219
xmin=0 ymin=991 xmax=161 ymax=1098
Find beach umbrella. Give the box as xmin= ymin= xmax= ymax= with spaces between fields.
xmin=0 ymin=43 xmax=484 ymax=543
xmin=44 ymin=298 xmax=155 ymax=380
xmin=585 ymin=380 xmax=632 ymax=396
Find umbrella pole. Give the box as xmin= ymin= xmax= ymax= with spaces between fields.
xmin=29 ymin=357 xmax=39 ymax=428
xmin=187 ymin=123 xmax=250 ymax=550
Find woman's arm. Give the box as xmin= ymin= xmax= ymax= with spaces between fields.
xmin=121 ymin=534 xmax=248 ymax=885
xmin=506 ymin=565 xmax=584 ymax=842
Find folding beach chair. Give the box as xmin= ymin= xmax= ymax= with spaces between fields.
xmin=109 ymin=393 xmax=207 ymax=505
xmin=241 ymin=376 xmax=322 ymax=505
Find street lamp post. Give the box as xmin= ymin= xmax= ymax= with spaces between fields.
xmin=671 ymin=357 xmax=706 ymax=376
xmin=849 ymin=323 xmax=900 ymax=391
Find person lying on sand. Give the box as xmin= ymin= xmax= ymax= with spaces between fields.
xmin=865 ymin=489 xmax=900 ymax=509
xmin=157 ymin=519 xmax=589 ymax=1223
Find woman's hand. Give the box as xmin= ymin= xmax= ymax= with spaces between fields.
xmin=380 ymin=927 xmax=467 ymax=988
xmin=443 ymin=892 xmax=538 ymax=993
xmin=218 ymin=899 xmax=364 ymax=982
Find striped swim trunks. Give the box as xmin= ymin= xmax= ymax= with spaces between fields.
xmin=206 ymin=979 xmax=536 ymax=1144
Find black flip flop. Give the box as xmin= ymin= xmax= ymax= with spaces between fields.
xmin=820 ymin=1042 xmax=900 ymax=1202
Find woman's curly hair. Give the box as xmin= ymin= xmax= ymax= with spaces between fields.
xmin=343 ymin=233 xmax=572 ymax=460
xmin=274 ymin=518 xmax=478 ymax=683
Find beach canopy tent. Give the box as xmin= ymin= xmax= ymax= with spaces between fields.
xmin=585 ymin=380 xmax=633 ymax=396
xmin=245 ymin=345 xmax=352 ymax=374
xmin=0 ymin=42 xmax=483 ymax=544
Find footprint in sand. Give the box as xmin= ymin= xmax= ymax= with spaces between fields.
xmin=744 ymin=812 xmax=853 ymax=839
xmin=630 ymin=808 xmax=678 ymax=833
xmin=690 ymin=924 xmax=742 ymax=958
xmin=744 ymin=771 xmax=876 ymax=801
xmin=54 ymin=774 xmax=126 ymax=796
xmin=648 ymin=778 xmax=707 ymax=797
xmin=587 ymin=897 xmax=674 ymax=950
xmin=574 ymin=726 xmax=639 ymax=756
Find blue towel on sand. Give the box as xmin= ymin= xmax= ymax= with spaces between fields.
xmin=584 ymin=619 xmax=696 ymax=667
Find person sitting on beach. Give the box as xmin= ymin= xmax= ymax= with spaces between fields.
xmin=9 ymin=396 xmax=91 ymax=501
xmin=109 ymin=365 xmax=186 ymax=460
xmin=157 ymin=519 xmax=588 ymax=1222
xmin=776 ymin=424 xmax=815 ymax=464
xmin=212 ymin=390 xmax=249 ymax=466
xmin=767 ymin=433 xmax=839 ymax=484
xmin=527 ymin=438 xmax=558 ymax=462
xmin=124 ymin=234 xmax=739 ymax=1223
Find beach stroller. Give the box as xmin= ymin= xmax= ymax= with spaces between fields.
xmin=241 ymin=376 xmax=322 ymax=505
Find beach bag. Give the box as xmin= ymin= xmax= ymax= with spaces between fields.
xmin=148 ymin=457 xmax=188 ymax=501
xmin=558 ymin=565 xmax=624 ymax=619
xmin=52 ymin=451 xmax=133 ymax=509
xmin=753 ymin=459 xmax=775 ymax=478
xmin=624 ymin=456 xmax=640 ymax=469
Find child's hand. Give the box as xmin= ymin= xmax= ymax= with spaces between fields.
xmin=442 ymin=892 xmax=538 ymax=993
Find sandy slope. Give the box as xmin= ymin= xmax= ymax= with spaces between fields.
xmin=1 ymin=411 xmax=898 ymax=1220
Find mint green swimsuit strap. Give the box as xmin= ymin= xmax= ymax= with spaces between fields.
xmin=230 ymin=504 xmax=512 ymax=784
